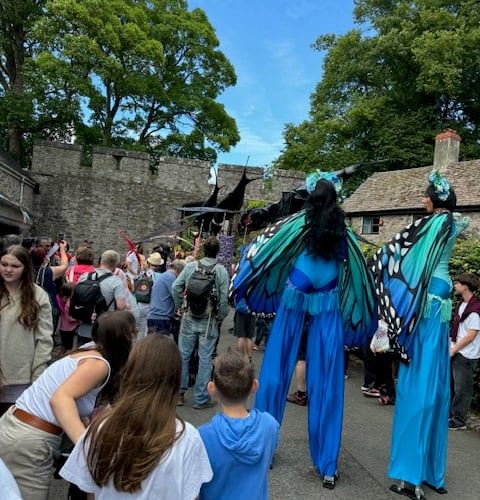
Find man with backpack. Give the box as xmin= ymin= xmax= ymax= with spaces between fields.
xmin=172 ymin=236 xmax=230 ymax=409
xmin=73 ymin=250 xmax=129 ymax=345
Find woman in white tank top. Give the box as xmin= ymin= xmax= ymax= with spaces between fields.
xmin=0 ymin=310 xmax=136 ymax=500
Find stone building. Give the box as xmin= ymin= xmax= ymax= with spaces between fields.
xmin=341 ymin=129 xmax=480 ymax=243
xmin=0 ymin=151 xmax=35 ymax=235
xmin=0 ymin=140 xmax=305 ymax=253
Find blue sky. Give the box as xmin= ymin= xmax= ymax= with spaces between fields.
xmin=188 ymin=0 xmax=356 ymax=168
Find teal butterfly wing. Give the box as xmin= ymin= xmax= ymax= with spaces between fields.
xmin=231 ymin=211 xmax=307 ymax=315
xmin=340 ymin=226 xmax=378 ymax=348
xmin=371 ymin=213 xmax=453 ymax=362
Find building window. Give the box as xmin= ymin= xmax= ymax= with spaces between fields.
xmin=362 ymin=216 xmax=381 ymax=234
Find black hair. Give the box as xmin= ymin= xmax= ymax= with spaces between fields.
xmin=425 ymin=185 xmax=457 ymax=211
xmin=303 ymin=179 xmax=346 ymax=260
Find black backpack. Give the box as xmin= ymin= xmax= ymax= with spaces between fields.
xmin=134 ymin=274 xmax=154 ymax=303
xmin=70 ymin=272 xmax=114 ymax=323
xmin=186 ymin=262 xmax=218 ymax=318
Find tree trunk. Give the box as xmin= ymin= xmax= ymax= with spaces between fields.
xmin=7 ymin=128 xmax=23 ymax=160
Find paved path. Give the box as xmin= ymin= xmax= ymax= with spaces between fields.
xmin=50 ymin=311 xmax=480 ymax=499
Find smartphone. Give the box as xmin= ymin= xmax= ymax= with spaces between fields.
xmin=58 ymin=232 xmax=65 ymax=242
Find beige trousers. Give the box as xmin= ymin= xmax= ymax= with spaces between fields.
xmin=0 ymin=406 xmax=63 ymax=500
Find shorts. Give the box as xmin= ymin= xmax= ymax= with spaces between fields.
xmin=233 ymin=311 xmax=256 ymax=339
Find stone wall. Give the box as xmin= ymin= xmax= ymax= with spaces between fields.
xmin=29 ymin=141 xmax=304 ymax=254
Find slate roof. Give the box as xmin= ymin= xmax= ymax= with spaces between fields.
xmin=341 ymin=160 xmax=480 ymax=215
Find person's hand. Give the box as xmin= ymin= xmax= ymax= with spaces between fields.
xmin=59 ymin=240 xmax=67 ymax=251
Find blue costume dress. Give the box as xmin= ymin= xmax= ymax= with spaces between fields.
xmin=255 ymin=250 xmax=344 ymax=476
xmin=232 ymin=212 xmax=377 ymax=477
xmin=372 ymin=211 xmax=469 ymax=489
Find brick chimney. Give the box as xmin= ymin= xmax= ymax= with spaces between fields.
xmin=433 ymin=128 xmax=461 ymax=172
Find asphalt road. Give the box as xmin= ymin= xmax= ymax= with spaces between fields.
xmin=49 ymin=311 xmax=480 ymax=499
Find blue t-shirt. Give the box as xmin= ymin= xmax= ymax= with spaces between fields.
xmin=199 ymin=408 xmax=279 ymax=500
xmin=147 ymin=270 xmax=176 ymax=320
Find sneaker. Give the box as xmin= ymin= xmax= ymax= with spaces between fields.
xmin=448 ymin=421 xmax=466 ymax=430
xmin=363 ymin=387 xmax=381 ymax=397
xmin=361 ymin=383 xmax=374 ymax=391
xmin=177 ymin=394 xmax=184 ymax=407
xmin=286 ymin=391 xmax=307 ymax=406
xmin=192 ymin=399 xmax=217 ymax=410
xmin=378 ymin=395 xmax=395 ymax=406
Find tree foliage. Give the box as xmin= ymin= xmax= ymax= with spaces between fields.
xmin=0 ymin=0 xmax=239 ymax=165
xmin=274 ymin=0 xmax=480 ymax=189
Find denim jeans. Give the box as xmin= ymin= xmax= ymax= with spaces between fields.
xmin=451 ymin=353 xmax=479 ymax=426
xmin=178 ymin=313 xmax=220 ymax=405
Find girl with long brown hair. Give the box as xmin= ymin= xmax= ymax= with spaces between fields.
xmin=61 ymin=334 xmax=212 ymax=498
xmin=0 ymin=244 xmax=53 ymax=416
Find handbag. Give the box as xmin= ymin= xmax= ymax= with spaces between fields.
xmin=370 ymin=319 xmax=390 ymax=353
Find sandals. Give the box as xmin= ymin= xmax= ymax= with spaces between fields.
xmin=390 ymin=482 xmax=425 ymax=500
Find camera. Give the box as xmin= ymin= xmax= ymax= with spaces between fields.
xmin=58 ymin=232 xmax=65 ymax=242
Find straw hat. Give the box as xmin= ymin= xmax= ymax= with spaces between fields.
xmin=147 ymin=252 xmax=164 ymax=267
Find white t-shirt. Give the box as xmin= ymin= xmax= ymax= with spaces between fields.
xmin=126 ymin=251 xmax=143 ymax=283
xmin=454 ymin=302 xmax=480 ymax=359
xmin=60 ymin=420 xmax=212 ymax=499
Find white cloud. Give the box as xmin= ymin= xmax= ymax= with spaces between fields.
xmin=217 ymin=120 xmax=284 ymax=167
xmin=266 ymin=39 xmax=311 ymax=87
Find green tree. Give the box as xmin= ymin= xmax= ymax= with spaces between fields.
xmin=274 ymin=0 xmax=480 ymax=183
xmin=0 ymin=0 xmax=80 ymax=163
xmin=0 ymin=0 xmax=239 ymax=165
xmin=39 ymin=0 xmax=239 ymax=158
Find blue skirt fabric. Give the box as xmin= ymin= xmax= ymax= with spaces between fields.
xmin=388 ymin=293 xmax=450 ymax=487
xmin=254 ymin=284 xmax=344 ymax=477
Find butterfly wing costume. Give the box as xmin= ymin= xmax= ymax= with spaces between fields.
xmin=231 ymin=210 xmax=377 ymax=477
xmin=371 ymin=212 xmax=453 ymax=363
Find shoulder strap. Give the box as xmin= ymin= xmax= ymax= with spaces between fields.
xmin=74 ymin=355 xmax=111 ymax=389
xmin=95 ymin=272 xmax=113 ymax=283
xmin=66 ymin=267 xmax=74 ymax=283
xmin=35 ymin=267 xmax=46 ymax=287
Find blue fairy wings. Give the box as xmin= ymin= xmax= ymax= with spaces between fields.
xmin=231 ymin=212 xmax=377 ymax=346
xmin=231 ymin=211 xmax=307 ymax=315
xmin=371 ymin=212 xmax=453 ymax=363
xmin=340 ymin=226 xmax=378 ymax=347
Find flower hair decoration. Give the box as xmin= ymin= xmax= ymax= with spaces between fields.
xmin=305 ymin=169 xmax=343 ymax=194
xmin=429 ymin=169 xmax=450 ymax=201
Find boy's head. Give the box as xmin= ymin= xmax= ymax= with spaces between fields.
xmin=209 ymin=348 xmax=257 ymax=405
xmin=454 ymin=272 xmax=480 ymax=293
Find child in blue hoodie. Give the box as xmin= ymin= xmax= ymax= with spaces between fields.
xmin=199 ymin=348 xmax=279 ymax=500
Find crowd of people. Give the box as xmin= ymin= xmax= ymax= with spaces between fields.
xmin=0 ymin=166 xmax=479 ymax=499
